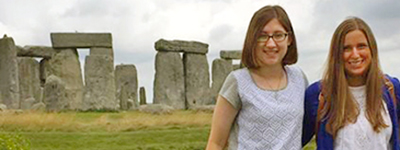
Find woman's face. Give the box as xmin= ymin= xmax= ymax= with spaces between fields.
xmin=255 ymin=18 xmax=291 ymax=67
xmin=343 ymin=29 xmax=372 ymax=77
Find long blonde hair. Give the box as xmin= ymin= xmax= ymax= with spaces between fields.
xmin=319 ymin=17 xmax=387 ymax=138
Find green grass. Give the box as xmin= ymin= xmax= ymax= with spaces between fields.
xmin=15 ymin=127 xmax=209 ymax=150
xmin=0 ymin=110 xmax=316 ymax=150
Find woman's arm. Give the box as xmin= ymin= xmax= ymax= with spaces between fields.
xmin=206 ymin=95 xmax=239 ymax=150
xmin=302 ymin=82 xmax=321 ymax=146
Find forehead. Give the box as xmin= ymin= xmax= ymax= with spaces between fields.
xmin=344 ymin=30 xmax=368 ymax=44
xmin=261 ymin=18 xmax=286 ymax=33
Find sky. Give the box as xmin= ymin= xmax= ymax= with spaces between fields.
xmin=1 ymin=0 xmax=400 ymax=103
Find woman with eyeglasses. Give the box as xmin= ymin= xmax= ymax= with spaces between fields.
xmin=206 ymin=5 xmax=308 ymax=150
xmin=302 ymin=17 xmax=400 ymax=150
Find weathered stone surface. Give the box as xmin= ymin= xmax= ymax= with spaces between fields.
xmin=155 ymin=39 xmax=208 ymax=54
xmin=210 ymin=59 xmax=233 ymax=104
xmin=90 ymin=47 xmax=113 ymax=57
xmin=220 ymin=50 xmax=242 ymax=59
xmin=153 ymin=52 xmax=185 ymax=109
xmin=16 ymin=45 xmax=55 ymax=58
xmin=39 ymin=58 xmax=51 ymax=87
xmin=0 ymin=103 xmax=7 ymax=111
xmin=233 ymin=64 xmax=241 ymax=70
xmin=115 ymin=65 xmax=138 ymax=110
xmin=43 ymin=75 xmax=68 ymax=112
xmin=139 ymin=87 xmax=146 ymax=105
xmin=0 ymin=37 xmax=20 ymax=109
xmin=139 ymin=104 xmax=174 ymax=115
xmin=21 ymin=97 xmax=35 ymax=110
xmin=183 ymin=53 xmax=210 ymax=108
xmin=47 ymin=49 xmax=84 ymax=110
xmin=18 ymin=58 xmax=41 ymax=104
xmin=31 ymin=102 xmax=46 ymax=111
xmin=51 ymin=33 xmax=112 ymax=48
xmin=83 ymin=55 xmax=117 ymax=111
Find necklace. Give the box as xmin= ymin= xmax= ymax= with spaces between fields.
xmin=263 ymin=71 xmax=284 ymax=99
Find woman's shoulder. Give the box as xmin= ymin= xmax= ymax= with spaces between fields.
xmin=385 ymin=74 xmax=400 ymax=85
xmin=306 ymin=81 xmax=322 ymax=96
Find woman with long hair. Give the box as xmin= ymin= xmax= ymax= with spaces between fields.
xmin=206 ymin=5 xmax=308 ymax=150
xmin=302 ymin=17 xmax=400 ymax=150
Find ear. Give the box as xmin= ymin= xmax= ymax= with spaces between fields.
xmin=287 ymin=35 xmax=292 ymax=46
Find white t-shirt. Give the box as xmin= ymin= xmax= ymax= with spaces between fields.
xmin=334 ymin=85 xmax=392 ymax=150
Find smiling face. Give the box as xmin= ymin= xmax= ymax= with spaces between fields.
xmin=255 ymin=18 xmax=291 ymax=67
xmin=343 ymin=30 xmax=372 ymax=77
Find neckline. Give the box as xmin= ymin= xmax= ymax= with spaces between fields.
xmin=246 ymin=66 xmax=290 ymax=92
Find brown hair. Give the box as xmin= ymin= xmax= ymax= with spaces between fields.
xmin=320 ymin=17 xmax=386 ymax=138
xmin=241 ymin=5 xmax=297 ymax=68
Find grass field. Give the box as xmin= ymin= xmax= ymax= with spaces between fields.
xmin=0 ymin=110 xmax=316 ymax=150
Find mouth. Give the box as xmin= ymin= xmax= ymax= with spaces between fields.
xmin=262 ymin=49 xmax=279 ymax=55
xmin=348 ymin=59 xmax=364 ymax=66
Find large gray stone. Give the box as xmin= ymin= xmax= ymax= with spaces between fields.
xmin=16 ymin=45 xmax=55 ymax=58
xmin=0 ymin=37 xmax=20 ymax=109
xmin=139 ymin=104 xmax=174 ymax=115
xmin=90 ymin=47 xmax=113 ymax=57
xmin=139 ymin=87 xmax=146 ymax=105
xmin=18 ymin=57 xmax=41 ymax=104
xmin=115 ymin=64 xmax=138 ymax=110
xmin=220 ymin=50 xmax=242 ymax=59
xmin=51 ymin=33 xmax=112 ymax=48
xmin=210 ymin=59 xmax=233 ymax=104
xmin=43 ymin=75 xmax=68 ymax=112
xmin=153 ymin=52 xmax=185 ymax=109
xmin=83 ymin=55 xmax=117 ymax=111
xmin=155 ymin=39 xmax=208 ymax=54
xmin=47 ymin=49 xmax=84 ymax=110
xmin=21 ymin=97 xmax=35 ymax=110
xmin=183 ymin=53 xmax=210 ymax=108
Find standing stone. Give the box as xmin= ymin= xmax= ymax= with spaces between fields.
xmin=43 ymin=75 xmax=68 ymax=111
xmin=153 ymin=52 xmax=185 ymax=109
xmin=21 ymin=97 xmax=35 ymax=110
xmin=210 ymin=59 xmax=233 ymax=104
xmin=83 ymin=55 xmax=117 ymax=111
xmin=115 ymin=64 xmax=138 ymax=110
xmin=18 ymin=58 xmax=41 ymax=104
xmin=0 ymin=37 xmax=20 ymax=109
xmin=139 ymin=87 xmax=146 ymax=105
xmin=183 ymin=53 xmax=210 ymax=108
xmin=47 ymin=49 xmax=84 ymax=110
xmin=90 ymin=47 xmax=114 ymax=58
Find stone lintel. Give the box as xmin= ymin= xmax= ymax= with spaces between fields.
xmin=154 ymin=39 xmax=208 ymax=54
xmin=51 ymin=33 xmax=112 ymax=48
xmin=220 ymin=50 xmax=242 ymax=59
xmin=16 ymin=45 xmax=55 ymax=58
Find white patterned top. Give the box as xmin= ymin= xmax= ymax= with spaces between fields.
xmin=334 ymin=85 xmax=392 ymax=150
xmin=219 ymin=65 xmax=307 ymax=150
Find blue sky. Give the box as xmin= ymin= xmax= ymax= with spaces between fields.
xmin=1 ymin=0 xmax=400 ymax=102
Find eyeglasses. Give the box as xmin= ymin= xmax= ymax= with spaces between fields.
xmin=257 ymin=32 xmax=289 ymax=42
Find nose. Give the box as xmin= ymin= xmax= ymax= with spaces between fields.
xmin=265 ymin=37 xmax=277 ymax=48
xmin=350 ymin=47 xmax=360 ymax=58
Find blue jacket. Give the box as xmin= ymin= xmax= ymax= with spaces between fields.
xmin=302 ymin=75 xmax=400 ymax=150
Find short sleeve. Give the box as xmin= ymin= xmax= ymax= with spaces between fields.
xmin=219 ymin=72 xmax=241 ymax=109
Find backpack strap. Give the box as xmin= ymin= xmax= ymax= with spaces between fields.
xmin=384 ymin=76 xmax=397 ymax=106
